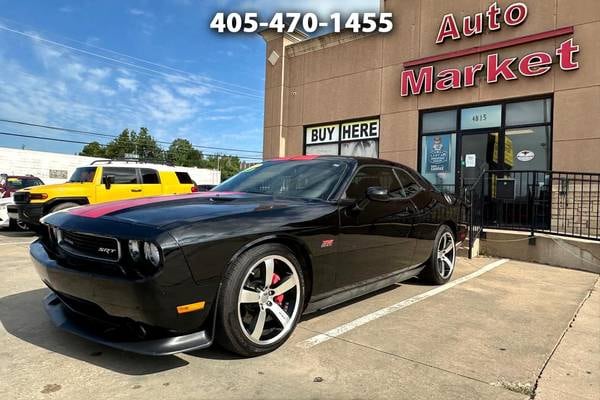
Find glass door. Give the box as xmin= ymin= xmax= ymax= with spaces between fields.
xmin=460 ymin=132 xmax=498 ymax=189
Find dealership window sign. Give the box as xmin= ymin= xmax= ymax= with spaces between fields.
xmin=401 ymin=2 xmax=581 ymax=97
xmin=425 ymin=135 xmax=452 ymax=173
xmin=305 ymin=119 xmax=380 ymax=158
xmin=306 ymin=119 xmax=379 ymax=145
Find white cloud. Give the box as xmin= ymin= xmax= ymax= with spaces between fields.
xmin=0 ymin=32 xmax=261 ymax=156
xmin=235 ymin=0 xmax=380 ymax=17
xmin=88 ymin=67 xmax=111 ymax=80
xmin=59 ymin=5 xmax=73 ymax=13
xmin=176 ymin=85 xmax=211 ymax=97
xmin=116 ymin=77 xmax=139 ymax=92
xmin=129 ymin=8 xmax=153 ymax=17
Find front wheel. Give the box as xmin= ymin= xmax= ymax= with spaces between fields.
xmin=216 ymin=243 xmax=305 ymax=357
xmin=9 ymin=218 xmax=29 ymax=231
xmin=420 ymin=225 xmax=456 ymax=285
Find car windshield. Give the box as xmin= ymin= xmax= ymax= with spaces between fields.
xmin=215 ymin=159 xmax=350 ymax=200
xmin=6 ymin=177 xmax=44 ymax=190
xmin=68 ymin=167 xmax=97 ymax=183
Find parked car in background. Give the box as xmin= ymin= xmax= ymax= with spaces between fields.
xmin=13 ymin=160 xmax=198 ymax=229
xmin=31 ymin=156 xmax=466 ymax=357
xmin=196 ymin=184 xmax=216 ymax=192
xmin=0 ymin=174 xmax=44 ymax=230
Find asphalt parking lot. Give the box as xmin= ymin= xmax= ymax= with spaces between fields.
xmin=1 ymin=230 xmax=598 ymax=400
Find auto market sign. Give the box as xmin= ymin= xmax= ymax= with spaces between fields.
xmin=400 ymin=2 xmax=580 ymax=97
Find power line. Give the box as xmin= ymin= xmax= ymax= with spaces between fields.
xmin=0 ymin=131 xmax=265 ymax=161
xmin=0 ymin=16 xmax=262 ymax=96
xmin=0 ymin=118 xmax=263 ymax=154
xmin=0 ymin=24 xmax=263 ymax=100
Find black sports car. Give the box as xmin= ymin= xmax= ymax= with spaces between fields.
xmin=30 ymin=156 xmax=466 ymax=357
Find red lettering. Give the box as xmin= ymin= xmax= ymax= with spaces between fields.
xmin=504 ymin=2 xmax=528 ymax=26
xmin=464 ymin=64 xmax=485 ymax=87
xmin=487 ymin=54 xmax=518 ymax=83
xmin=556 ymin=38 xmax=580 ymax=71
xmin=486 ymin=2 xmax=502 ymax=31
xmin=401 ymin=66 xmax=434 ymax=96
xmin=435 ymin=69 xmax=462 ymax=91
xmin=436 ymin=14 xmax=461 ymax=44
xmin=463 ymin=14 xmax=483 ymax=37
xmin=518 ymin=52 xmax=553 ymax=77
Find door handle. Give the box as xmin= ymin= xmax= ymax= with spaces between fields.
xmin=131 ymin=189 xmax=142 ymax=193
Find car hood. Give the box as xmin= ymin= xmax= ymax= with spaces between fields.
xmin=65 ymin=192 xmax=326 ymax=228
xmin=20 ymin=182 xmax=93 ymax=197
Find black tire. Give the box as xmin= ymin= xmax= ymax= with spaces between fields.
xmin=9 ymin=219 xmax=28 ymax=231
xmin=420 ymin=225 xmax=456 ymax=285
xmin=216 ymin=243 xmax=305 ymax=357
xmin=49 ymin=202 xmax=80 ymax=214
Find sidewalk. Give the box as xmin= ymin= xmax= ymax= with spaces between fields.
xmin=536 ymin=278 xmax=600 ymax=400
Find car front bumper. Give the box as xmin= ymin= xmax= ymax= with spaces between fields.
xmin=30 ymin=239 xmax=219 ymax=355
xmin=44 ymin=292 xmax=213 ymax=356
xmin=15 ymin=203 xmax=44 ymax=225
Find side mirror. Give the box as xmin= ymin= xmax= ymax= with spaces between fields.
xmin=102 ymin=175 xmax=114 ymax=190
xmin=367 ymin=186 xmax=390 ymax=202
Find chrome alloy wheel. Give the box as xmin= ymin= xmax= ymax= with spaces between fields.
xmin=237 ymin=255 xmax=301 ymax=345
xmin=436 ymin=231 xmax=455 ymax=280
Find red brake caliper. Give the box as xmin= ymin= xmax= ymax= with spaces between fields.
xmin=271 ymin=273 xmax=284 ymax=305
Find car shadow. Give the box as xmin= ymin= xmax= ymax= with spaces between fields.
xmin=0 ymin=288 xmax=237 ymax=375
xmin=0 ymin=229 xmax=36 ymax=238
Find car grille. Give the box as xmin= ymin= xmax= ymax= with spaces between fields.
xmin=13 ymin=192 xmax=29 ymax=203
xmin=58 ymin=230 xmax=121 ymax=262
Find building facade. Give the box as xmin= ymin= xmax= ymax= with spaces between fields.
xmin=260 ymin=0 xmax=600 ymax=192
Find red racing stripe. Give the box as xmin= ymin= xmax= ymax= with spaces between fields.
xmin=68 ymin=192 xmax=242 ymax=219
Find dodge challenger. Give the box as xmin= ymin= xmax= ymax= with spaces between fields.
xmin=30 ymin=156 xmax=466 ymax=357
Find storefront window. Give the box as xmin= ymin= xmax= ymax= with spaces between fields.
xmin=304 ymin=118 xmax=379 ymax=158
xmin=506 ymin=126 xmax=551 ymax=171
xmin=418 ymin=97 xmax=553 ymax=193
xmin=422 ymin=110 xmax=456 ymax=133
xmin=460 ymin=105 xmax=502 ymax=130
xmin=506 ymin=99 xmax=552 ymax=126
xmin=341 ymin=140 xmax=378 ymax=158
xmin=305 ymin=143 xmax=339 ymax=155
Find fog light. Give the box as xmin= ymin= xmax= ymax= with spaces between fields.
xmin=143 ymin=242 xmax=161 ymax=267
xmin=128 ymin=240 xmax=142 ymax=262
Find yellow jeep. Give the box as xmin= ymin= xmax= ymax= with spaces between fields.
xmin=13 ymin=161 xmax=198 ymax=227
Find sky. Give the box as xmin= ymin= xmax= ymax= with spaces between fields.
xmin=0 ymin=0 xmax=379 ymax=161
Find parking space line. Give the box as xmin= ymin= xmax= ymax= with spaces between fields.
xmin=297 ymin=258 xmax=510 ymax=349
xmin=0 ymin=241 xmax=34 ymax=246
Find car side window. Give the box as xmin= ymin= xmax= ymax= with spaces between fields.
xmin=140 ymin=169 xmax=160 ymax=184
xmin=103 ymin=167 xmax=138 ymax=184
xmin=395 ymin=169 xmax=423 ymax=198
xmin=344 ymin=166 xmax=404 ymax=200
xmin=175 ymin=172 xmax=194 ymax=184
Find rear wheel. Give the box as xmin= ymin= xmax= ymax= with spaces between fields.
xmin=420 ymin=225 xmax=456 ymax=285
xmin=216 ymin=243 xmax=305 ymax=357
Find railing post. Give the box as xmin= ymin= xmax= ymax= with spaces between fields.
xmin=529 ymin=172 xmax=537 ymax=245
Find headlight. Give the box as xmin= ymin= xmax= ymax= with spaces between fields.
xmin=143 ymin=242 xmax=161 ymax=267
xmin=128 ymin=240 xmax=142 ymax=262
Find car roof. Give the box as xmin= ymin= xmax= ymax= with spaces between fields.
xmin=269 ymin=155 xmax=412 ymax=170
xmin=81 ymin=162 xmax=187 ymax=172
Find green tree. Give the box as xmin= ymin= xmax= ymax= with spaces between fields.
xmin=79 ymin=141 xmax=106 ymax=157
xmin=105 ymin=129 xmax=136 ymax=159
xmin=135 ymin=127 xmax=164 ymax=162
xmin=202 ymin=155 xmax=241 ymax=180
xmin=167 ymin=139 xmax=203 ymax=167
